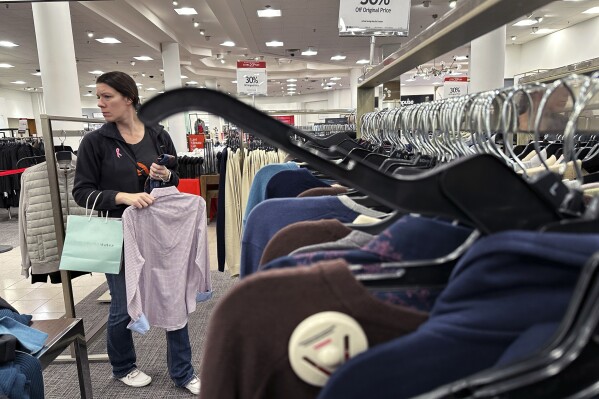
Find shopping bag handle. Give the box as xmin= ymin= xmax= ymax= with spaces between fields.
xmin=85 ymin=191 xmax=109 ymax=222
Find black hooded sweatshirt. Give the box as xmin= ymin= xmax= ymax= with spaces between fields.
xmin=73 ymin=122 xmax=180 ymax=218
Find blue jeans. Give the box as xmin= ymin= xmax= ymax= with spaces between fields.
xmin=105 ymin=266 xmax=195 ymax=387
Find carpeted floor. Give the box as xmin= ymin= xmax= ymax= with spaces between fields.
xmin=42 ymin=270 xmax=238 ymax=398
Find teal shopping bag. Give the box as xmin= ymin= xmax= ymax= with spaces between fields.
xmin=59 ymin=191 xmax=123 ymax=274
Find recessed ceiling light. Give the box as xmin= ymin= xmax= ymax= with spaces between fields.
xmin=186 ymin=81 xmax=198 ymax=85
xmin=454 ymin=55 xmax=469 ymax=61
xmin=89 ymin=70 xmax=104 ymax=75
xmin=86 ymin=84 xmax=96 ymax=88
xmin=0 ymin=63 xmax=14 ymax=68
xmin=327 ymin=82 xmax=337 ymax=86
xmin=287 ymin=83 xmax=296 ymax=87
xmin=511 ymin=35 xmax=517 ymax=40
xmin=330 ymin=77 xmax=341 ymax=81
xmin=286 ymin=79 xmax=297 ymax=82
xmin=232 ymin=80 xmax=237 ymax=83
xmin=257 ymin=8 xmax=281 ymax=17
xmin=193 ymin=20 xmax=200 ymax=28
xmin=356 ymin=59 xmax=370 ymax=64
xmin=180 ymin=75 xmax=188 ymax=79
xmin=136 ymin=83 xmax=143 ymax=86
xmin=199 ymin=29 xmax=205 ymax=35
xmin=146 ymin=87 xmax=157 ymax=91
xmin=83 ymin=93 xmax=94 ymax=97
xmin=86 ymin=31 xmax=94 ymax=38
xmin=433 ymin=82 xmax=443 ymax=86
xmin=174 ymin=7 xmax=197 ymax=15
xmin=158 ymin=91 xmax=165 ymax=94
xmin=11 ymin=81 xmax=26 ymax=85
xmin=266 ymin=40 xmax=284 ymax=47
xmin=221 ymin=41 xmax=235 ymax=47
xmin=512 ymin=19 xmax=537 ymax=26
xmin=134 ymin=56 xmax=153 ymax=61
xmin=400 ymin=83 xmax=406 ymax=86
xmin=583 ymin=6 xmax=599 ymax=13
xmin=301 ymin=48 xmax=318 ymax=56
xmin=331 ymin=55 xmax=346 ymax=61
xmin=96 ymin=37 xmax=121 ymax=44
xmin=323 ymin=86 xmax=332 ymax=90
xmin=0 ymin=41 xmax=18 ymax=48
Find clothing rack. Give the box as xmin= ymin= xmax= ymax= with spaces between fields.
xmin=39 ymin=114 xmax=109 ymax=364
xmin=356 ymin=0 xmax=557 ymax=133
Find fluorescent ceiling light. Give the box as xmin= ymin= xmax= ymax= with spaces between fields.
xmin=583 ymin=7 xmax=599 ymax=13
xmin=186 ymin=81 xmax=198 ymax=85
xmin=266 ymin=40 xmax=284 ymax=47
xmin=89 ymin=70 xmax=104 ymax=75
xmin=174 ymin=7 xmax=197 ymax=15
xmin=86 ymin=84 xmax=96 ymax=88
xmin=513 ymin=19 xmax=537 ymax=26
xmin=232 ymin=80 xmax=237 ymax=83
xmin=96 ymin=37 xmax=121 ymax=44
xmin=134 ymin=56 xmax=153 ymax=61
xmin=287 ymin=83 xmax=296 ymax=87
xmin=32 ymin=72 xmax=42 ymax=76
xmin=0 ymin=63 xmax=14 ymax=68
xmin=331 ymin=55 xmax=346 ymax=61
xmin=454 ymin=55 xmax=468 ymax=61
xmin=221 ymin=41 xmax=235 ymax=47
xmin=286 ymin=79 xmax=297 ymax=82
xmin=180 ymin=75 xmax=188 ymax=79
xmin=257 ymin=8 xmax=281 ymax=17
xmin=356 ymin=59 xmax=370 ymax=64
xmin=136 ymin=83 xmax=143 ymax=86
xmin=83 ymin=93 xmax=94 ymax=97
xmin=146 ymin=88 xmax=157 ymax=91
xmin=11 ymin=81 xmax=26 ymax=84
xmin=532 ymin=28 xmax=556 ymax=34
xmin=330 ymin=77 xmax=341 ymax=81
xmin=0 ymin=41 xmax=18 ymax=47
xmin=327 ymin=82 xmax=337 ymax=86
xmin=301 ymin=48 xmax=318 ymax=56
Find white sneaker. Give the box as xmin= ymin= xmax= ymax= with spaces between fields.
xmin=117 ymin=368 xmax=152 ymax=387
xmin=184 ymin=376 xmax=201 ymax=395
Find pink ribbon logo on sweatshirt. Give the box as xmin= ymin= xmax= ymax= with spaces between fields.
xmin=116 ymin=148 xmax=122 ymax=158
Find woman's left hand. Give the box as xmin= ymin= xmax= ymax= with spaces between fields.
xmin=150 ymin=163 xmax=170 ymax=181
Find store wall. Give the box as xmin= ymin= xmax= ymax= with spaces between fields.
xmin=506 ymin=16 xmax=599 ymax=78
xmin=0 ymin=88 xmax=35 ymax=123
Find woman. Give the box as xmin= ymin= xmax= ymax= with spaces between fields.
xmin=73 ymin=71 xmax=200 ymax=395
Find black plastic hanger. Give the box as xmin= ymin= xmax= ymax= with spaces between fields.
xmin=137 ymin=88 xmax=569 ymax=235
xmin=415 ymin=251 xmax=599 ymax=399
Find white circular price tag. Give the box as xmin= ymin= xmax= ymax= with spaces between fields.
xmin=288 ymin=311 xmax=368 ymax=387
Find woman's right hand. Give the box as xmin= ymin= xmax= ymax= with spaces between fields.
xmin=115 ymin=192 xmax=155 ymax=208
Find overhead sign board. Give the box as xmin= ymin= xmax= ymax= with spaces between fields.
xmin=338 ymin=0 xmax=411 ymax=37
xmin=236 ymin=61 xmax=267 ymax=96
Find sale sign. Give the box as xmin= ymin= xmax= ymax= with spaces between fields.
xmin=443 ymin=76 xmax=469 ymax=98
xmin=338 ymin=0 xmax=411 ymax=36
xmin=237 ymin=61 xmax=267 ymax=95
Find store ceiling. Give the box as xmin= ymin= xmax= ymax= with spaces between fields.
xmin=0 ymin=0 xmax=597 ymax=101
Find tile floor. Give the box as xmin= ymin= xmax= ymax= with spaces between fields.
xmin=0 ymin=223 xmax=220 ymax=320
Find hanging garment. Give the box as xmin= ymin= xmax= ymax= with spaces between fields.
xmin=316 ymin=231 xmax=599 ymax=399
xmin=122 ymin=186 xmax=212 ymax=334
xmin=264 ymin=168 xmax=331 ymax=200
xmin=198 ymin=260 xmax=428 ymax=399
xmin=297 ymin=186 xmax=349 ymax=198
xmin=18 ymin=160 xmax=86 ymax=279
xmin=216 ymin=148 xmax=228 ymax=272
xmin=241 ymin=196 xmax=377 ymax=278
xmin=259 ymin=219 xmax=353 ymax=266
xmin=289 ymin=230 xmax=375 ymax=256
xmin=242 ymin=162 xmax=299 ymax=230
xmin=224 ymin=149 xmax=243 ymax=276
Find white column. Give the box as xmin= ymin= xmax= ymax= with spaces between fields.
xmin=30 ymin=92 xmax=46 ymax=136
xmin=32 ymin=2 xmax=82 ymax=149
xmin=350 ymin=68 xmax=362 ymax=109
xmin=161 ymin=42 xmax=187 ymax=152
xmin=470 ymin=25 xmax=507 ymax=93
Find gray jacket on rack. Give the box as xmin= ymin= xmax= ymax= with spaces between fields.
xmin=18 ymin=158 xmax=86 ymax=278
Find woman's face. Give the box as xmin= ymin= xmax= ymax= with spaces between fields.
xmin=96 ymin=83 xmax=133 ymax=122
